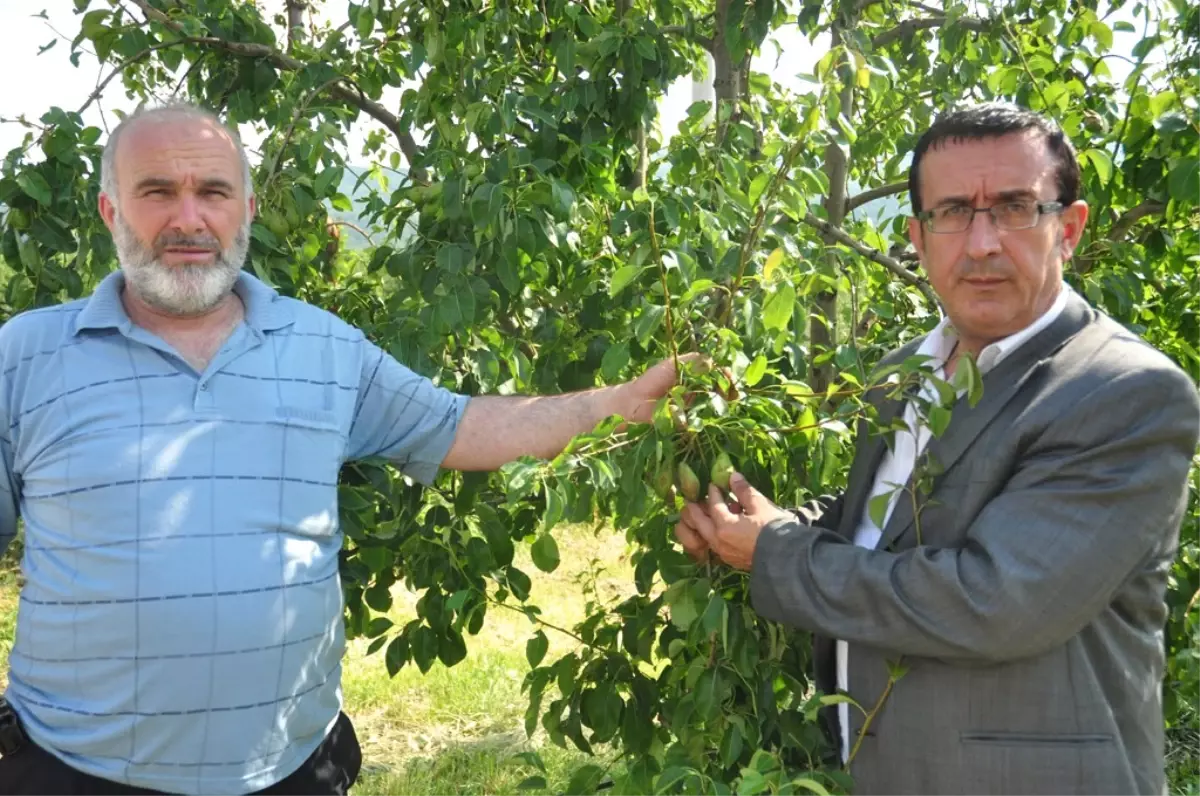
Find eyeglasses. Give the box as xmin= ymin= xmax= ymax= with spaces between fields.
xmin=916 ymin=200 xmax=1065 ymax=234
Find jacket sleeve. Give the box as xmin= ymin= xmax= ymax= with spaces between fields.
xmin=749 ymin=364 xmax=1200 ymax=662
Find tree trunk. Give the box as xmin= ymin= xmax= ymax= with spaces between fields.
xmin=287 ymin=1 xmax=307 ymax=53
xmin=712 ymin=0 xmax=744 ymax=138
xmin=811 ymin=23 xmax=855 ymax=396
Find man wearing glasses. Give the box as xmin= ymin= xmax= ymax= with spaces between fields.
xmin=674 ymin=103 xmax=1199 ymax=794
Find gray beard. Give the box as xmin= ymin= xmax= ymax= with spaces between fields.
xmin=112 ymin=211 xmax=249 ymax=316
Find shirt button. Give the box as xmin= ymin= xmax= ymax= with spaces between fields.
xmin=199 ymin=382 xmax=209 ymax=391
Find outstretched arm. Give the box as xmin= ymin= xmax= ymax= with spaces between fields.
xmin=441 ymin=357 xmax=687 ymax=471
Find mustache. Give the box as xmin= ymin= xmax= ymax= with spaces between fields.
xmin=958 ymin=259 xmax=1013 ymax=279
xmin=153 ymin=230 xmax=222 ymax=254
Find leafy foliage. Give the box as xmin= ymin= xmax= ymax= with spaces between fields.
xmin=1 ymin=0 xmax=1196 ymax=792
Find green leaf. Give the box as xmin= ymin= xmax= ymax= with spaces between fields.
xmin=655 ymin=766 xmax=695 ymax=793
xmin=954 ymin=353 xmax=984 ymax=407
xmin=17 ymin=172 xmax=52 ymax=206
xmin=356 ymin=7 xmax=375 ymax=39
xmin=566 ymin=764 xmax=605 ymax=795
xmin=610 ymin=264 xmax=643 ymax=297
xmin=1168 ymin=160 xmax=1199 ymax=204
xmin=928 ymin=404 xmax=952 ymax=438
xmin=385 ymin=635 xmax=408 ymax=677
xmin=438 ymin=628 xmax=467 ymax=667
xmin=634 ymin=304 xmax=666 ymax=348
xmin=516 ymin=776 xmax=547 ymax=791
xmin=634 ymin=36 xmax=657 ymax=60
xmin=526 ymin=630 xmax=549 ymax=667
xmin=601 ymin=340 xmax=630 ymax=382
xmin=412 ymin=626 xmax=439 ymax=673
xmin=1090 ymin=20 xmax=1113 ymax=49
xmin=737 ymin=768 xmax=769 ymax=795
xmin=867 ymin=490 xmax=894 ymax=530
xmin=762 ymin=247 xmax=784 ymax=282
xmin=743 ymin=354 xmax=767 ymax=387
xmin=748 ymin=172 xmax=771 ymax=206
xmin=531 ymin=533 xmax=560 ymax=573
xmin=762 ymin=283 xmax=795 ymax=331
xmin=314 ymin=165 xmax=343 ymax=198
xmin=791 ymin=777 xmax=831 ymax=795
xmin=1081 ymin=148 xmax=1113 ymax=185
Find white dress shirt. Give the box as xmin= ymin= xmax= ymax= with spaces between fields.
xmin=836 ymin=284 xmax=1073 ymax=762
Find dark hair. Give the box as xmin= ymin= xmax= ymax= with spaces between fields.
xmin=908 ymin=102 xmax=1080 ymax=214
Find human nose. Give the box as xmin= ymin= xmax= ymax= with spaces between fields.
xmin=169 ymin=193 xmax=207 ymax=236
xmin=964 ymin=208 xmax=1002 ymax=260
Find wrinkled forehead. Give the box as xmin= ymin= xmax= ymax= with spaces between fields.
xmin=919 ymin=131 xmax=1057 ymax=206
xmin=115 ymin=115 xmax=244 ymax=189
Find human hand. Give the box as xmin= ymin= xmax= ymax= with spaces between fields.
xmin=620 ymin=353 xmax=709 ymax=425
xmin=676 ymin=471 xmax=792 ymax=570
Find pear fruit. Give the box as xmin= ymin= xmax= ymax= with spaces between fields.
xmin=676 ymin=462 xmax=701 ymax=502
xmin=710 ymin=452 xmax=734 ymax=491
xmin=652 ymin=463 xmax=674 ymax=499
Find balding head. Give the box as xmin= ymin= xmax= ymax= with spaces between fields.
xmin=100 ymin=102 xmax=253 ymax=207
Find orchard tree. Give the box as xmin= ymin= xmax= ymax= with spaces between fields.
xmin=0 ymin=0 xmax=1196 ymax=792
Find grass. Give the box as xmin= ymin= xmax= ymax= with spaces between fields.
xmin=1 ymin=529 xmax=1197 ymax=794
xmin=0 ymin=525 xmax=631 ymax=795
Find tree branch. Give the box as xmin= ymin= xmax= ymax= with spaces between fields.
xmin=129 ymin=0 xmax=429 ymax=184
xmin=802 ymin=212 xmax=938 ymax=305
xmin=845 ymin=181 xmax=908 ymax=214
xmin=662 ymin=25 xmax=715 ymax=54
xmin=872 ymin=15 xmax=989 ymax=49
xmin=1107 ymin=200 xmax=1165 ymax=241
xmin=78 ymin=40 xmax=193 ymax=118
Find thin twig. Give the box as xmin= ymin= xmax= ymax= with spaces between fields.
xmin=845 ymin=661 xmax=902 ymax=768
xmin=329 ymin=220 xmax=376 ymax=246
xmin=487 ymin=596 xmax=589 ymax=647
xmin=647 ymin=199 xmax=679 ymax=371
xmin=77 ymin=41 xmax=193 ymax=118
xmin=723 ymin=138 xmax=807 ymax=324
xmin=1001 ymin=15 xmax=1051 ymax=111
xmin=801 ymin=212 xmax=938 ymax=305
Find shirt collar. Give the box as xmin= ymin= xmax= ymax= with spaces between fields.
xmin=73 ymin=269 xmax=295 ymax=337
xmin=920 ymin=283 xmax=1074 ymax=375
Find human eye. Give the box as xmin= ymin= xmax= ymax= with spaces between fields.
xmin=935 ymin=204 xmax=970 ymax=220
xmin=995 ymin=199 xmax=1034 ymax=222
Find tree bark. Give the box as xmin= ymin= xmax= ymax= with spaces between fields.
xmin=286 ymin=0 xmax=307 ymax=53
xmin=811 ymin=22 xmax=854 ymax=395
xmin=711 ymin=0 xmax=744 ymax=139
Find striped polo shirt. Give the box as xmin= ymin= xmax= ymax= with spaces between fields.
xmin=0 ymin=270 xmax=469 ymax=794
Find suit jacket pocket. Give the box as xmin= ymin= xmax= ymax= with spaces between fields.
xmin=959 ymin=731 xmax=1131 ymax=795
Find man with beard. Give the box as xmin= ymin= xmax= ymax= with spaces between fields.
xmin=674 ymin=103 xmax=1199 ymax=794
xmin=0 ymin=103 xmax=686 ymax=795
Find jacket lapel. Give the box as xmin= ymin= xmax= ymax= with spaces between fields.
xmin=876 ymin=292 xmax=1095 ymax=551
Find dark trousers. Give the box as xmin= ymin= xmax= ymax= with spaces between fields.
xmin=0 ymin=712 xmax=362 ymax=795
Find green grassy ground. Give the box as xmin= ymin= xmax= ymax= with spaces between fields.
xmin=0 ymin=531 xmax=1196 ymax=795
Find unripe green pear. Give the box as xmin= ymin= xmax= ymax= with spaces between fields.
xmin=677 ymin=462 xmax=701 ymax=502
xmin=710 ymin=452 xmax=734 ymax=491
xmin=652 ymin=463 xmax=674 ymax=499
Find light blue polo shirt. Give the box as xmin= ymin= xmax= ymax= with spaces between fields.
xmin=0 ymin=270 xmax=469 ymax=794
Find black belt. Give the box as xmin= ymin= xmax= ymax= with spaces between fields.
xmin=0 ymin=697 xmax=28 ymax=757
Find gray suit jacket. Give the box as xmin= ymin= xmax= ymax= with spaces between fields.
xmin=750 ymin=292 xmax=1200 ymax=795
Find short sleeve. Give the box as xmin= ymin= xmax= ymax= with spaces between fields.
xmin=346 ymin=339 xmax=470 ymax=484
